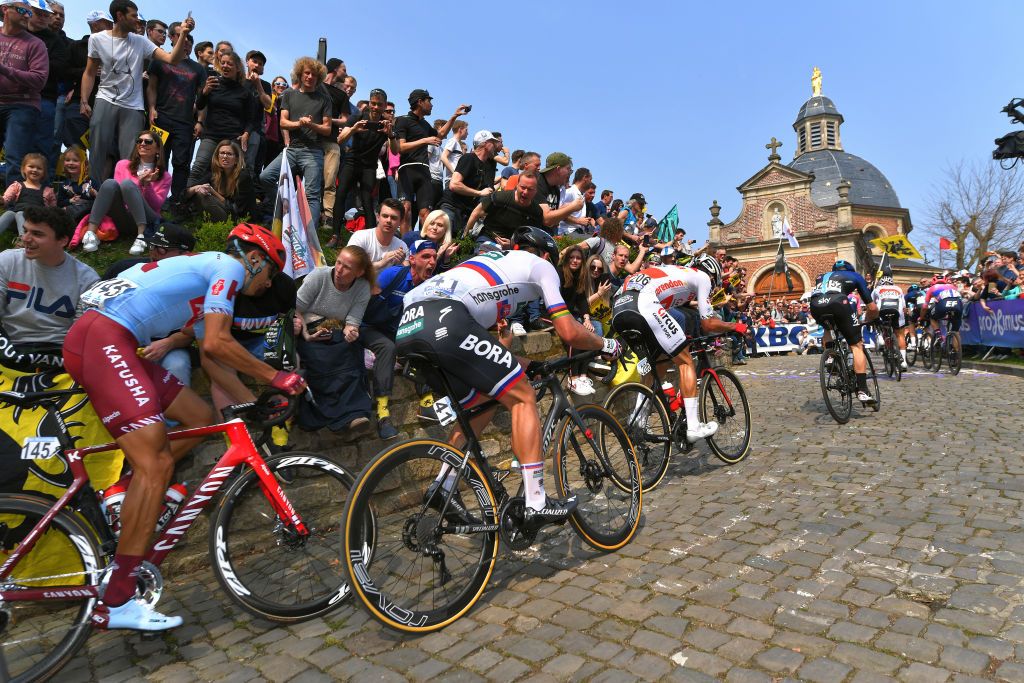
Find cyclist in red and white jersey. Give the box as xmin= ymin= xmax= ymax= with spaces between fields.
xmin=63 ymin=224 xmax=307 ymax=631
xmin=872 ymin=275 xmax=909 ymax=370
xmin=610 ymin=253 xmax=747 ymax=441
xmin=398 ymin=226 xmax=621 ymax=525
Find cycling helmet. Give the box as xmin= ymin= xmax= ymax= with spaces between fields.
xmin=907 ymin=284 xmax=921 ymax=292
xmin=690 ymin=252 xmax=724 ymax=287
xmin=645 ymin=252 xmax=663 ymax=265
xmin=228 ymin=223 xmax=286 ymax=271
xmin=931 ymin=273 xmax=947 ymax=285
xmin=512 ymin=226 xmax=559 ymax=264
xmin=878 ymin=275 xmax=894 ymax=286
xmin=832 ymin=259 xmax=855 ymax=272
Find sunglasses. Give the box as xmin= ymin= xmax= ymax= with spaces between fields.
xmin=12 ymin=6 xmax=32 ymax=16
xmin=590 ymin=265 xmax=604 ymax=272
xmin=273 ymin=81 xmax=287 ymax=87
xmin=136 ymin=138 xmax=155 ymax=146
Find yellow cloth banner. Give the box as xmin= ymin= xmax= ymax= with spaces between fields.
xmin=870 ymin=235 xmax=923 ymax=260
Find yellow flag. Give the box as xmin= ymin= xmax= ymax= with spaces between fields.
xmin=149 ymin=124 xmax=170 ymax=145
xmin=870 ymin=235 xmax=923 ymax=260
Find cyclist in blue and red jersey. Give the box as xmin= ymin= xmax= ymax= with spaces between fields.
xmin=921 ymin=273 xmax=963 ymax=340
xmin=808 ymin=260 xmax=879 ymax=404
xmin=63 ymin=223 xmax=307 ymax=631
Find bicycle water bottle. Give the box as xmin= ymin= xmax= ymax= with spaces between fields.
xmin=661 ymin=382 xmax=682 ymax=412
xmin=101 ymin=482 xmax=128 ymax=536
xmin=156 ymin=483 xmax=188 ymax=533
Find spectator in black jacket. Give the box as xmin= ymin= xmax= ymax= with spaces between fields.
xmin=187 ymin=51 xmax=258 ymax=187
xmin=27 ymin=2 xmax=69 ymax=176
xmin=184 ymin=139 xmax=256 ymax=221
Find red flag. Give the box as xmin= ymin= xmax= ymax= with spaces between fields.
xmin=939 ymin=237 xmax=958 ymax=251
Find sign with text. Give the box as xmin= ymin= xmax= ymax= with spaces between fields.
xmin=753 ymin=324 xmax=877 ymax=353
xmin=961 ymin=299 xmax=1024 ymax=348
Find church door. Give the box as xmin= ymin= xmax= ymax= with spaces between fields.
xmin=753 ymin=269 xmax=805 ymax=300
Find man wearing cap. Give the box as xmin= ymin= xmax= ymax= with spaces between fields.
xmin=394 ymin=89 xmax=469 ymax=233
xmin=319 ymin=58 xmax=351 ymax=225
xmin=536 ymin=152 xmax=584 ymax=233
xmin=0 ymin=0 xmax=49 ymax=184
xmin=23 ymin=0 xmax=67 ymax=177
xmin=436 ymin=129 xmax=500 ymax=235
xmin=80 ymin=0 xmax=196 ymax=188
xmin=360 ymin=238 xmax=438 ymax=439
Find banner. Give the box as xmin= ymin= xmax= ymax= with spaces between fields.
xmin=870 ymin=234 xmax=923 ymax=260
xmin=961 ymin=299 xmax=1024 ymax=348
xmin=782 ymin=217 xmax=799 ymax=248
xmin=752 ymin=323 xmax=877 ymax=353
xmin=655 ymin=204 xmax=678 ymax=243
xmin=271 ymin=153 xmax=324 ymax=279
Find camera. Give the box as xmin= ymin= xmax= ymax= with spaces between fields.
xmin=365 ymin=120 xmax=382 ymax=132
xmin=994 ymin=99 xmax=1024 ymax=164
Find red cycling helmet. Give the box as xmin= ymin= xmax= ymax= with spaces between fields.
xmin=228 ymin=223 xmax=286 ymax=271
xmin=931 ymin=273 xmax=947 ymax=285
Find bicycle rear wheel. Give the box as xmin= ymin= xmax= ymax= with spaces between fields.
xmin=699 ymin=368 xmax=751 ymax=464
xmin=920 ymin=331 xmax=933 ymax=370
xmin=210 ymin=452 xmax=368 ymax=622
xmin=555 ymin=405 xmax=642 ymax=552
xmin=864 ymin=353 xmax=881 ymax=412
xmin=343 ymin=440 xmax=498 ymax=633
xmin=930 ymin=333 xmax=944 ymax=372
xmin=603 ymin=382 xmax=671 ymax=491
xmin=819 ymin=349 xmax=852 ymax=424
xmin=0 ymin=493 xmax=104 ymax=683
xmin=948 ymin=332 xmax=962 ymax=376
xmin=906 ymin=332 xmax=917 ymax=367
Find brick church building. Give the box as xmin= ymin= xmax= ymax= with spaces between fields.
xmin=708 ymin=71 xmax=937 ymax=297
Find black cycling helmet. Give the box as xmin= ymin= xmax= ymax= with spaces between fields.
xmin=690 ymin=252 xmax=724 ymax=288
xmin=513 ymin=226 xmax=559 ymax=264
xmin=908 ymin=283 xmax=921 ymax=292
xmin=832 ymin=259 xmax=855 ymax=272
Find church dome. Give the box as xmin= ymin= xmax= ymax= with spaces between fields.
xmin=789 ymin=150 xmax=902 ymax=209
xmin=794 ymin=96 xmax=843 ymax=126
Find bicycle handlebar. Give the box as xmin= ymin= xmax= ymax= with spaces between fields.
xmin=222 ymin=389 xmax=296 ymax=427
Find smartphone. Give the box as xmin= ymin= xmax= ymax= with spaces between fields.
xmin=465 ymin=105 xmax=472 ymax=113
xmin=365 ymin=120 xmax=382 ymax=132
xmin=642 ymin=234 xmax=651 ymax=247
xmin=596 ymin=273 xmax=611 ymax=287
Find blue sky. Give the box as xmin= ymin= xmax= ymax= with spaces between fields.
xmin=70 ymin=1 xmax=1022 ymax=257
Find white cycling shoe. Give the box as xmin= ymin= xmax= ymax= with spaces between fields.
xmin=686 ymin=421 xmax=718 ymax=443
xmin=857 ymin=390 xmax=876 ymax=404
xmin=93 ymin=599 xmax=183 ymax=631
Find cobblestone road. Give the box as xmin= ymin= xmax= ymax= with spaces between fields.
xmin=64 ymin=355 xmax=1024 ymax=682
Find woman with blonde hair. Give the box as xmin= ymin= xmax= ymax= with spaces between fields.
xmin=188 ymin=51 xmax=259 ymax=187
xmin=294 ymin=245 xmax=376 ymax=436
xmin=185 ymin=139 xmax=256 ymax=221
xmin=404 ymin=209 xmax=459 ymax=270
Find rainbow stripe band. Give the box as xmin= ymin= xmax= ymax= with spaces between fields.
xmin=547 ymin=303 xmax=570 ymax=319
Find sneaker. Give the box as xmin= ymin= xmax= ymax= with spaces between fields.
xmin=857 ymin=390 xmax=876 ymax=404
xmin=523 ymin=494 xmax=578 ymax=526
xmin=337 ymin=416 xmax=372 ymax=441
xmin=569 ymin=377 xmax=595 ymax=396
xmin=377 ymin=416 xmax=400 ymax=440
xmin=423 ymin=480 xmax=481 ymax=525
xmin=81 ymin=230 xmax=100 ymax=252
xmin=129 ymin=237 xmax=147 ymax=256
xmin=510 ymin=322 xmax=527 ymax=336
xmin=92 ymin=599 xmax=183 ymax=631
xmin=528 ymin=319 xmax=553 ymax=332
xmin=686 ymin=421 xmax=719 ymax=443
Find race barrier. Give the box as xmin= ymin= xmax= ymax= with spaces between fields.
xmin=753 ymin=323 xmax=877 ymax=354
xmin=961 ymin=299 xmax=1024 ymax=348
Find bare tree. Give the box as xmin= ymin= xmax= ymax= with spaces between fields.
xmin=925 ymin=160 xmax=1024 ymax=271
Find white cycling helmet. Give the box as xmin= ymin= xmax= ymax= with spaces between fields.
xmin=691 ymin=252 xmax=723 ymax=288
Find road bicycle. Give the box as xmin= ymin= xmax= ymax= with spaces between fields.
xmin=929 ymin=314 xmax=963 ymax=376
xmin=905 ymin=324 xmax=925 ymax=368
xmin=817 ymin=315 xmax=881 ymax=424
xmin=603 ymin=331 xmax=751 ymax=493
xmin=877 ymin=317 xmax=903 ymax=382
xmin=341 ymin=350 xmax=642 ymax=633
xmin=0 ymin=389 xmax=373 ymax=682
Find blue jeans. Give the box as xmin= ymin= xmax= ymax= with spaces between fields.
xmin=0 ymin=104 xmax=39 ymax=183
xmin=260 ymin=146 xmax=325 ymax=228
xmin=35 ymin=99 xmax=57 ymax=182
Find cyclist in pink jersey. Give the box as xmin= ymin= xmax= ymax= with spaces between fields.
xmin=63 ymin=223 xmax=306 ymax=631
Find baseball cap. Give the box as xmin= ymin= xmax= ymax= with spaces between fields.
xmin=85 ymin=9 xmax=113 ymax=22
xmin=147 ymin=223 xmax=196 ymax=251
xmin=540 ymin=152 xmax=572 ymax=174
xmin=408 ymin=88 xmax=432 ymax=107
xmin=472 ymin=130 xmax=499 ymax=147
xmin=630 ymin=192 xmax=647 ymax=205
xmin=410 ymin=239 xmax=437 ymax=255
xmin=0 ymin=0 xmax=30 ymax=7
xmin=25 ymin=0 xmax=52 ymax=12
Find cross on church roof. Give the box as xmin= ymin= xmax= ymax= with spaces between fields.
xmin=766 ymin=137 xmax=782 ymax=161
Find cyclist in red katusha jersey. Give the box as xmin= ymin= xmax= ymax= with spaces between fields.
xmin=610 ymin=253 xmax=748 ymax=441
xmin=63 ymin=223 xmax=307 ymax=631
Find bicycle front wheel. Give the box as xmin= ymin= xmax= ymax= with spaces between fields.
xmin=0 ymin=493 xmax=105 ymax=683
xmin=603 ymin=382 xmax=671 ymax=491
xmin=819 ymin=349 xmax=852 ymax=424
xmin=948 ymin=332 xmax=962 ymax=376
xmin=343 ymin=440 xmax=498 ymax=633
xmin=699 ymin=368 xmax=751 ymax=464
xmin=210 ymin=451 xmax=367 ymax=622
xmin=555 ymin=405 xmax=642 ymax=552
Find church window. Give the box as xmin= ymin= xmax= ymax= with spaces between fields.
xmin=826 ymin=121 xmax=836 ymax=146
xmin=810 ymin=122 xmax=822 ymax=149
xmin=798 ymin=126 xmax=807 ymax=153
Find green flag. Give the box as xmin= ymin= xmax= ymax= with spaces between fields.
xmin=656 ymin=205 xmax=678 ymax=242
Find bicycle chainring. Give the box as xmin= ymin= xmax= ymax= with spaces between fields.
xmin=135 ymin=561 xmax=163 ymax=607
xmin=498 ymin=496 xmax=536 ymax=551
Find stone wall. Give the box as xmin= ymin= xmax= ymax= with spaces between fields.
xmin=163 ymin=330 xmax=565 ymax=572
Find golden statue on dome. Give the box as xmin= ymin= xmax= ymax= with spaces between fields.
xmin=811 ymin=66 xmax=822 ymax=97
